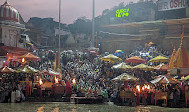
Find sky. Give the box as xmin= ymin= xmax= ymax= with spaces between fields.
xmin=0 ymin=0 xmax=136 ymax=24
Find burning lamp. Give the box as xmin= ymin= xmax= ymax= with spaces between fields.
xmin=147 ymin=85 xmax=150 ymax=90
xmin=136 ymin=85 xmax=140 ymax=92
xmin=72 ymin=78 xmax=76 ymax=85
xmin=39 ymin=78 xmax=43 ymax=85
xmin=55 ymin=77 xmax=59 ymax=83
xmin=22 ymin=58 xmax=25 ymax=63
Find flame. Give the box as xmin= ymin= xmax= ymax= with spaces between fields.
xmin=142 ymin=86 xmax=145 ymax=90
xmin=144 ymin=85 xmax=147 ymax=89
xmin=22 ymin=58 xmax=25 ymax=63
xmin=147 ymin=85 xmax=150 ymax=90
xmin=55 ymin=77 xmax=58 ymax=83
xmin=136 ymin=85 xmax=140 ymax=92
xmin=39 ymin=78 xmax=43 ymax=85
xmin=72 ymin=78 xmax=76 ymax=84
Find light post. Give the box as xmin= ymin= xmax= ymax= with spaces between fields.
xmin=91 ymin=0 xmax=95 ymax=47
xmin=58 ymin=0 xmax=61 ymax=69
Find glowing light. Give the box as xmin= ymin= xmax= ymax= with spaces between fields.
xmin=116 ymin=8 xmax=129 ymax=18
xmin=22 ymin=58 xmax=25 ymax=63
xmin=136 ymin=85 xmax=140 ymax=92
xmin=39 ymin=78 xmax=43 ymax=85
xmin=3 ymin=60 xmax=6 ymax=63
xmin=144 ymin=85 xmax=147 ymax=89
xmin=142 ymin=86 xmax=145 ymax=90
xmin=55 ymin=77 xmax=58 ymax=83
xmin=72 ymin=78 xmax=76 ymax=85
xmin=147 ymin=85 xmax=150 ymax=90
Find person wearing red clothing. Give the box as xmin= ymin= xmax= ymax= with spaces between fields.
xmin=25 ymin=83 xmax=30 ymax=97
xmin=66 ymin=80 xmax=72 ymax=97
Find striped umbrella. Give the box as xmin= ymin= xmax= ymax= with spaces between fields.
xmin=126 ymin=56 xmax=146 ymax=63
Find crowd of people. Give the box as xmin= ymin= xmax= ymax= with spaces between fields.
xmin=0 ymin=45 xmax=189 ymax=107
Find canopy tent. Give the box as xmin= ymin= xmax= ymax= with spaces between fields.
xmin=174 ymin=43 xmax=189 ymax=68
xmin=133 ymin=64 xmax=153 ymax=71
xmin=16 ymin=65 xmax=39 ymax=73
xmin=0 ymin=66 xmax=15 ymax=73
xmin=19 ymin=53 xmax=40 ymax=60
xmin=112 ymin=62 xmax=132 ymax=69
xmin=101 ymin=54 xmax=122 ymax=63
xmin=149 ymin=55 xmax=169 ymax=63
xmin=39 ymin=69 xmax=49 ymax=74
xmin=150 ymin=75 xmax=178 ymax=84
xmin=112 ymin=73 xmax=138 ymax=82
xmin=181 ymin=75 xmax=189 ymax=81
xmin=48 ymin=69 xmax=60 ymax=76
xmin=154 ymin=63 xmax=169 ymax=71
xmin=169 ymin=49 xmax=176 ymax=69
xmin=126 ymin=56 xmax=146 ymax=63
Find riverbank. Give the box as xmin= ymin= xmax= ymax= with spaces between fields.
xmin=0 ymin=102 xmax=189 ymax=112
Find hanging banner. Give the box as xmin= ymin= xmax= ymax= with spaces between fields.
xmin=157 ymin=0 xmax=188 ymax=11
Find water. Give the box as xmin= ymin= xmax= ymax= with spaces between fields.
xmin=0 ymin=102 xmax=189 ymax=112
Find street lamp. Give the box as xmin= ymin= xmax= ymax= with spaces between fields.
xmin=91 ymin=0 xmax=95 ymax=47
xmin=58 ymin=0 xmax=61 ymax=69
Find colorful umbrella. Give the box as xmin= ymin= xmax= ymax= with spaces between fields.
xmin=113 ymin=52 xmax=121 ymax=57
xmin=90 ymin=51 xmax=96 ymax=53
xmin=0 ymin=66 xmax=15 ymax=73
xmin=112 ymin=73 xmax=138 ymax=81
xmin=101 ymin=54 xmax=122 ymax=63
xmin=112 ymin=62 xmax=132 ymax=69
xmin=133 ymin=64 xmax=153 ymax=71
xmin=126 ymin=56 xmax=146 ymax=63
xmin=154 ymin=63 xmax=169 ymax=71
xmin=149 ymin=55 xmax=169 ymax=63
xmin=180 ymin=75 xmax=189 ymax=81
xmin=115 ymin=50 xmax=124 ymax=53
xmin=148 ymin=42 xmax=156 ymax=46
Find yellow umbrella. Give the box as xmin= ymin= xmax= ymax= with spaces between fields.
xmin=112 ymin=62 xmax=132 ymax=69
xmin=133 ymin=64 xmax=153 ymax=71
xmin=148 ymin=42 xmax=155 ymax=46
xmin=149 ymin=55 xmax=169 ymax=63
xmin=181 ymin=75 xmax=189 ymax=81
xmin=101 ymin=54 xmax=122 ymax=63
xmin=112 ymin=73 xmax=138 ymax=81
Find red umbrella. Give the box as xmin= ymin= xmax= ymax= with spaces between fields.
xmin=154 ymin=63 xmax=169 ymax=71
xmin=126 ymin=56 xmax=146 ymax=63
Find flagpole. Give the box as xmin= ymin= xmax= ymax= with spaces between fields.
xmin=58 ymin=0 xmax=61 ymax=69
xmin=91 ymin=0 xmax=95 ymax=47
